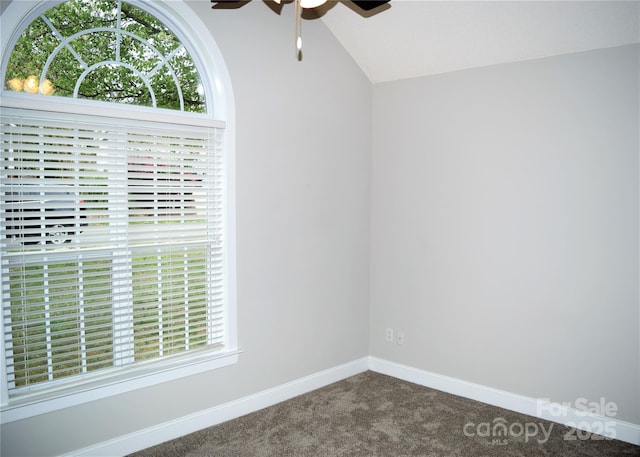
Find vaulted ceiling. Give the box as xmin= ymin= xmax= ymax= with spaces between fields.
xmin=321 ymin=1 xmax=640 ymax=83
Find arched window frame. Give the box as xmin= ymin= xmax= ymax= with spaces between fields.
xmin=1 ymin=0 xmax=233 ymax=120
xmin=0 ymin=0 xmax=237 ymax=422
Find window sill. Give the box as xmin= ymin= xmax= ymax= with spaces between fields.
xmin=0 ymin=348 xmax=241 ymax=424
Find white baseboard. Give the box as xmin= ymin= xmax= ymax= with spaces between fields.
xmin=67 ymin=356 xmax=640 ymax=456
xmin=66 ymin=357 xmax=369 ymax=457
xmin=369 ymin=357 xmax=640 ymax=446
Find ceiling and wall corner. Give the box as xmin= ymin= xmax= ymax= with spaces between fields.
xmin=321 ymin=0 xmax=640 ymax=83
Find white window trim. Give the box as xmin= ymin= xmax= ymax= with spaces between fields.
xmin=1 ymin=350 xmax=242 ymax=423
xmin=0 ymin=0 xmax=237 ymax=423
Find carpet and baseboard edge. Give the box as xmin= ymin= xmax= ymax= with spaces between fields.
xmin=66 ymin=356 xmax=640 ymax=456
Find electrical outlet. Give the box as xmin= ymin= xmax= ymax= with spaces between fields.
xmin=385 ymin=328 xmax=394 ymax=342
xmin=396 ymin=331 xmax=405 ymax=346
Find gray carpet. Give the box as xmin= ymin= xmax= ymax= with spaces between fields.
xmin=129 ymin=371 xmax=640 ymax=456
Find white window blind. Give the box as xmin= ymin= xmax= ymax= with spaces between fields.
xmin=1 ymin=107 xmax=226 ymax=398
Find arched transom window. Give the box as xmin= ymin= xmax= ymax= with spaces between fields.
xmin=5 ymin=0 xmax=206 ymax=112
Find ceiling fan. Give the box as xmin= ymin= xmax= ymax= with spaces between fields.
xmin=210 ymin=0 xmax=392 ymax=59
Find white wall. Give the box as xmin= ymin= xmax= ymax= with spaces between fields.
xmin=370 ymin=44 xmax=639 ymax=424
xmin=0 ymin=2 xmax=372 ymax=455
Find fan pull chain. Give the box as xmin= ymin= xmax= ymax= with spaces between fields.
xmin=295 ymin=0 xmax=302 ymax=59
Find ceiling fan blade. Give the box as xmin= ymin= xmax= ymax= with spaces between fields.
xmin=350 ymin=0 xmax=391 ymax=11
xmin=210 ymin=0 xmax=251 ymax=10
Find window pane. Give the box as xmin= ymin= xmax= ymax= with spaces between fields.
xmin=1 ymin=109 xmax=224 ymax=396
xmin=4 ymin=0 xmax=206 ymax=113
xmin=6 ymin=259 xmax=115 ymax=388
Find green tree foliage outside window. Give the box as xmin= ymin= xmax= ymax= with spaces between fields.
xmin=5 ymin=0 xmax=206 ymax=113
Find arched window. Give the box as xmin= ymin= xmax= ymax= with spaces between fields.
xmin=0 ymin=0 xmax=236 ymax=414
xmin=4 ymin=0 xmax=206 ymax=112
